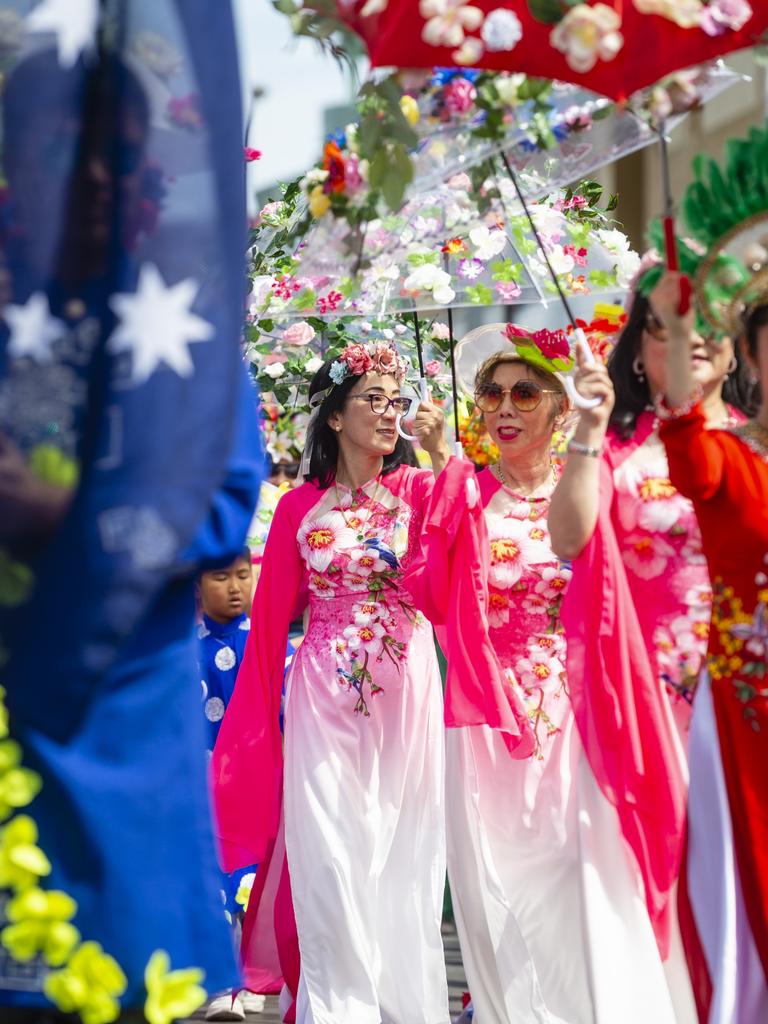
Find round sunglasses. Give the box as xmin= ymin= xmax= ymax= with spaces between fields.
xmin=474 ymin=380 xmax=559 ymax=413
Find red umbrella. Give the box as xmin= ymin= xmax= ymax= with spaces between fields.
xmin=332 ymin=1 xmax=767 ymax=316
xmin=337 ymin=1 xmax=767 ymax=102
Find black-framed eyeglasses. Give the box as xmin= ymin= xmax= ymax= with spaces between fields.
xmin=350 ymin=394 xmax=415 ymax=416
xmin=474 ymin=380 xmax=559 ymax=413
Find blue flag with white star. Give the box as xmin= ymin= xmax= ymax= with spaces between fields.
xmin=0 ymin=0 xmax=262 ymax=1009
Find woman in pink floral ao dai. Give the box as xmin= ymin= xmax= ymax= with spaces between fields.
xmin=212 ymin=341 xmax=453 ymax=1024
xmin=437 ymin=325 xmax=685 ymax=1023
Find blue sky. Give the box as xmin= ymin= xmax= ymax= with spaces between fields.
xmin=234 ymin=1 xmax=357 ymax=202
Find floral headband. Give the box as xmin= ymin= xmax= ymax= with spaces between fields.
xmin=503 ymin=324 xmax=574 ymax=375
xmin=329 ymin=341 xmax=408 ymax=386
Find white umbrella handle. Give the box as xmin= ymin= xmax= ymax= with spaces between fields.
xmin=455 ymin=441 xmax=479 ymax=508
xmin=564 ymin=329 xmax=602 ymax=410
xmin=396 ymin=378 xmax=430 ymax=441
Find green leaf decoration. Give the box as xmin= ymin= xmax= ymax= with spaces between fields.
xmin=526 ymin=0 xmax=566 ymax=23
xmin=466 ymin=285 xmax=494 ymax=305
xmin=144 ymin=950 xmax=207 ymax=1024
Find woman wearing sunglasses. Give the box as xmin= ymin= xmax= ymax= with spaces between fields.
xmin=421 ymin=324 xmax=681 ymax=1024
xmin=212 ymin=340 xmax=454 ymax=1024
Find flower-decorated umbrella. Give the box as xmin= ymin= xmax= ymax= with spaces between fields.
xmin=332 ymin=1 xmax=767 ymax=102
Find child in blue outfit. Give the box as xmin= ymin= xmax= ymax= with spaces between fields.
xmin=198 ymin=550 xmax=294 ymax=1021
xmin=198 ymin=549 xmax=254 ymax=750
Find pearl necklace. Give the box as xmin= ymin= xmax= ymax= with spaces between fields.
xmin=494 ymin=460 xmax=557 ymax=498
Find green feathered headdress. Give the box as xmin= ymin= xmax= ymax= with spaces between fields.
xmin=638 ymin=124 xmax=768 ymax=335
xmin=635 ymin=222 xmax=741 ymax=336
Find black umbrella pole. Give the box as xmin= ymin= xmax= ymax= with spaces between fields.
xmin=446 ymin=303 xmax=460 ymax=445
xmin=412 ymin=311 xmax=426 ymax=379
xmin=499 ymin=151 xmax=577 ymax=328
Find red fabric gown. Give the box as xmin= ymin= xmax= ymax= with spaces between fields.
xmin=660 ymin=405 xmax=768 ymax=1022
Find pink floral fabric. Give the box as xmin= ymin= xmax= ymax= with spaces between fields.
xmin=607 ymin=412 xmax=719 ymax=736
xmin=479 ymin=469 xmax=572 ymax=759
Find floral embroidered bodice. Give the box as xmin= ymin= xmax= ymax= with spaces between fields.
xmin=611 ymin=429 xmax=711 ymax=714
xmin=483 ymin=478 xmax=572 ymax=759
xmin=296 ymin=475 xmax=425 ymax=717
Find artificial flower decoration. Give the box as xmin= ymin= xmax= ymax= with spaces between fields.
xmin=329 ymin=340 xmax=408 ymax=386
xmin=504 ymin=323 xmax=574 ymax=374
xmin=44 ymin=941 xmax=127 ymax=1024
xmin=322 ymin=140 xmax=347 ymax=195
xmin=0 ymin=814 xmax=52 ymax=891
xmin=419 ymin=0 xmax=483 ymax=48
xmin=235 ymin=872 xmax=256 ymax=911
xmin=244 ymin=147 xmax=262 ymax=162
xmin=633 ymin=0 xmax=752 ymax=34
xmin=550 ymin=4 xmax=624 ymax=73
xmin=481 ymin=7 xmax=523 ymax=51
xmin=0 ymin=738 xmax=43 ymax=821
xmin=1 ymin=885 xmax=80 ymax=966
xmin=144 ymin=949 xmax=207 ymax=1024
xmin=399 ymin=94 xmax=421 ymax=126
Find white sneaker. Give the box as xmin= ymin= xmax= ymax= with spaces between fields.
xmin=238 ymin=990 xmax=266 ymax=1014
xmin=205 ymin=991 xmax=245 ymax=1021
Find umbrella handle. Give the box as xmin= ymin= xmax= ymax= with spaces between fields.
xmin=564 ymin=329 xmax=602 ymax=411
xmin=663 ymin=215 xmax=692 ymax=315
xmin=396 ymin=379 xmax=430 ymax=441
xmin=455 ymin=441 xmax=479 ymax=509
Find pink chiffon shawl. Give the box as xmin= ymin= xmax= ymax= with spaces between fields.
xmin=561 ymin=413 xmax=687 ymax=958
xmin=403 ymin=458 xmax=534 ymax=757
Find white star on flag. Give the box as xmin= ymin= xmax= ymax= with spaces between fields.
xmin=5 ymin=292 xmax=65 ymax=363
xmin=108 ymin=263 xmax=215 ymax=384
xmin=26 ymin=0 xmax=99 ymax=69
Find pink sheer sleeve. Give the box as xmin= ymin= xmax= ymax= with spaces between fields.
xmin=212 ymin=491 xmax=305 ymax=871
xmin=560 ymin=451 xmax=686 ymax=957
xmin=404 ymin=459 xmax=534 ymax=757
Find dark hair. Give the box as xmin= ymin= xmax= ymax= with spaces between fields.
xmin=304 ymin=359 xmax=413 ymax=489
xmin=608 ymin=292 xmax=757 ymax=439
xmin=199 ymin=547 xmax=252 ymax=579
xmin=743 ymin=303 xmax=768 ymax=362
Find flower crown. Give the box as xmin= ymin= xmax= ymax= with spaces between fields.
xmin=329 ymin=341 xmax=408 ymax=386
xmin=503 ymin=324 xmax=574 ymax=374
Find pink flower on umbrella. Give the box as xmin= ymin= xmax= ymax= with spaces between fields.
xmin=343 ymin=619 xmax=386 ymax=656
xmin=622 ymin=533 xmax=675 ymax=579
xmin=458 ymin=258 xmax=484 ymax=280
xmin=488 ymin=590 xmax=511 ymax=628
xmin=298 ymin=512 xmax=356 ymax=572
xmin=443 ymin=76 xmax=477 ymax=115
xmin=488 ymin=518 xmax=538 ymax=589
xmin=244 ymin=147 xmax=262 ymax=162
xmin=425 ymin=360 xmax=441 ymax=378
xmin=563 ymin=244 xmax=588 ymax=267
xmin=551 ymin=3 xmax=624 ymax=73
xmin=496 ymin=280 xmax=522 ymax=302
xmin=700 ymin=0 xmax=752 ymax=35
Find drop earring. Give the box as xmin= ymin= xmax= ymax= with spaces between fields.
xmin=726 ymin=355 xmax=738 ymax=376
xmin=632 ymin=356 xmax=645 ymax=382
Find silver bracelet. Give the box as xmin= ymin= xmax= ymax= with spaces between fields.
xmin=567 ymin=440 xmax=602 ymax=459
